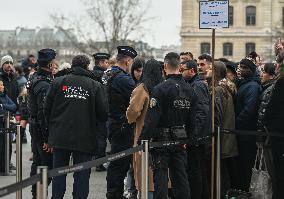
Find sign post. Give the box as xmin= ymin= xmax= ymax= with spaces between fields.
xmin=199 ymin=1 xmax=229 ymax=199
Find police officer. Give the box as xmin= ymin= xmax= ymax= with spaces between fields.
xmin=93 ymin=53 xmax=111 ymax=82
xmin=27 ymin=49 xmax=55 ymax=199
xmin=92 ymin=53 xmax=110 ymax=171
xmin=139 ymin=52 xmax=198 ymax=199
xmin=105 ymin=46 xmax=137 ymax=199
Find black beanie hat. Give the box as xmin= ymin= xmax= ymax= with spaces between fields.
xmin=240 ymin=58 xmax=257 ymax=73
xmin=38 ymin=49 xmax=56 ymax=62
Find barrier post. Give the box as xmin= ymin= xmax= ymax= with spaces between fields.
xmin=16 ymin=125 xmax=22 ymax=199
xmin=211 ymin=28 xmax=216 ymax=199
xmin=141 ymin=140 xmax=149 ymax=199
xmin=36 ymin=166 xmax=48 ymax=199
xmin=4 ymin=112 xmax=10 ymax=175
xmin=216 ymin=127 xmax=221 ymax=199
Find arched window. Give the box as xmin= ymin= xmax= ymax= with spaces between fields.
xmin=246 ymin=43 xmax=255 ymax=56
xmin=223 ymin=43 xmax=233 ymax=56
xmin=229 ymin=6 xmax=234 ymax=26
xmin=201 ymin=43 xmax=211 ymax=54
xmin=246 ymin=6 xmax=256 ymax=26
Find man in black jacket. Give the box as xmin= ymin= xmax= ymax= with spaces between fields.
xmin=235 ymin=58 xmax=262 ymax=192
xmin=263 ymin=58 xmax=284 ymax=199
xmin=0 ymin=55 xmax=20 ymax=172
xmin=27 ymin=49 xmax=56 ymax=198
xmin=181 ymin=60 xmax=211 ymax=199
xmin=92 ymin=52 xmax=110 ymax=171
xmin=44 ymin=55 xmax=107 ymax=199
xmin=0 ymin=55 xmax=19 ymax=105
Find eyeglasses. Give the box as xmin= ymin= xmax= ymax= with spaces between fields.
xmin=4 ymin=61 xmax=13 ymax=65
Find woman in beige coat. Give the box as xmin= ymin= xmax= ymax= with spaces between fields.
xmin=127 ymin=59 xmax=164 ymax=198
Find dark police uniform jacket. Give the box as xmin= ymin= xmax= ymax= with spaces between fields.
xmin=27 ymin=68 xmax=53 ymax=142
xmin=44 ymin=67 xmax=108 ymax=154
xmin=92 ymin=66 xmax=105 ymax=84
xmin=139 ymin=74 xmax=198 ymax=142
xmin=103 ymin=66 xmax=135 ymax=121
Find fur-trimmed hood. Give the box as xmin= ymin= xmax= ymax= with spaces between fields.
xmin=218 ymin=78 xmax=237 ymax=97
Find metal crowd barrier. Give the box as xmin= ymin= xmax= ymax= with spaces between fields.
xmin=0 ymin=128 xmax=283 ymax=199
xmin=36 ymin=167 xmax=48 ymax=199
xmin=5 ymin=112 xmax=10 ymax=176
xmin=0 ymin=113 xmax=19 ymax=177
xmin=16 ymin=125 xmax=22 ymax=199
xmin=217 ymin=127 xmax=222 ymax=199
xmin=0 ymin=111 xmax=23 ymax=198
xmin=0 ymin=144 xmax=143 ymax=199
xmin=141 ymin=140 xmax=149 ymax=199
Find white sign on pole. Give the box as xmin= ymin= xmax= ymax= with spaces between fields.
xmin=199 ymin=0 xmax=229 ymax=29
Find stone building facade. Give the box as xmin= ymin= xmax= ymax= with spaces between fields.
xmin=181 ymin=0 xmax=284 ymax=62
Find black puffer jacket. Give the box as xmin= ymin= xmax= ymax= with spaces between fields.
xmin=257 ymin=80 xmax=274 ymax=131
xmin=263 ymin=75 xmax=284 ymax=176
xmin=44 ymin=67 xmax=108 ymax=154
xmin=235 ymin=76 xmax=262 ymax=131
xmin=187 ymin=74 xmax=211 ymax=144
xmin=264 ymin=76 xmax=284 ymax=132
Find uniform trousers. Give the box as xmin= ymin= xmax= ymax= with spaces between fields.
xmin=29 ymin=122 xmax=53 ymax=198
xmin=106 ymin=119 xmax=133 ymax=199
xmin=30 ymin=138 xmax=53 ymax=198
xmin=152 ymin=147 xmax=190 ymax=199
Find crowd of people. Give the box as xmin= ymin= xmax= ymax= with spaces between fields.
xmin=0 ymin=38 xmax=283 ymax=199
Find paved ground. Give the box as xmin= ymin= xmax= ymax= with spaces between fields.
xmin=0 ymin=129 xmax=108 ymax=199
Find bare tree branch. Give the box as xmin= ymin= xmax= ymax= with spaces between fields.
xmin=50 ymin=0 xmax=153 ymax=55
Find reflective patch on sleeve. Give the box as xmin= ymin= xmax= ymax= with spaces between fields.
xmin=149 ymin=98 xmax=157 ymax=108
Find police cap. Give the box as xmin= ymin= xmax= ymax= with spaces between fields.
xmin=93 ymin=53 xmax=111 ymax=60
xmin=38 ymin=49 xmax=56 ymax=62
xmin=117 ymin=46 xmax=137 ymax=59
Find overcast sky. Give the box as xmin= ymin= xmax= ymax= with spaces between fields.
xmin=0 ymin=0 xmax=181 ymax=48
